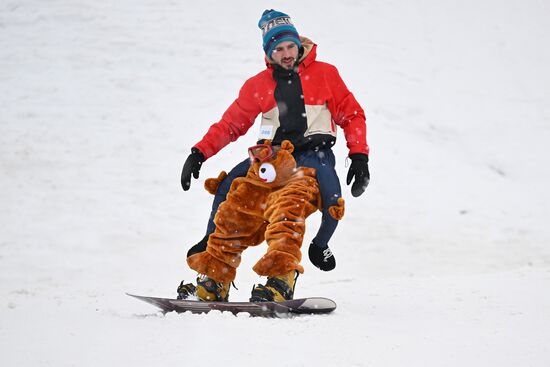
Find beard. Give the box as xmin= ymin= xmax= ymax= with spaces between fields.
xmin=280 ymin=57 xmax=296 ymax=69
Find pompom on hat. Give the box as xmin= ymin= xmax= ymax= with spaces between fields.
xmin=258 ymin=9 xmax=301 ymax=59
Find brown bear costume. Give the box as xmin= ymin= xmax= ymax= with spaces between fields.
xmin=187 ymin=140 xmax=345 ymax=283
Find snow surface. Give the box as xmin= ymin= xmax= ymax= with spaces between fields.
xmin=1 ymin=0 xmax=550 ymax=366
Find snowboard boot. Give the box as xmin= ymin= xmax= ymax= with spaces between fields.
xmin=196 ymin=275 xmax=230 ymax=302
xmin=250 ymin=271 xmax=299 ymax=302
xmin=176 ymin=281 xmax=197 ymax=300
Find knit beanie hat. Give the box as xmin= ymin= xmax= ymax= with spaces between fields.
xmin=258 ymin=9 xmax=302 ymax=59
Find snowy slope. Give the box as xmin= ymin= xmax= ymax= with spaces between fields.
xmin=1 ymin=1 xmax=550 ymax=366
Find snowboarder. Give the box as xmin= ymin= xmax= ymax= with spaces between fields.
xmin=179 ymin=9 xmax=370 ymax=302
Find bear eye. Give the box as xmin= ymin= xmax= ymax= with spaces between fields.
xmin=258 ymin=163 xmax=276 ymax=183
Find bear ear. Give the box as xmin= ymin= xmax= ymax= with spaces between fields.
xmin=264 ymin=139 xmax=272 ymax=146
xmin=280 ymin=140 xmax=294 ymax=153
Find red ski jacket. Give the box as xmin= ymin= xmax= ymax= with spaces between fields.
xmin=193 ymin=37 xmax=369 ymax=160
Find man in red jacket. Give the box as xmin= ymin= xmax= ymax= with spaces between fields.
xmin=178 ymin=9 xmax=370 ymax=301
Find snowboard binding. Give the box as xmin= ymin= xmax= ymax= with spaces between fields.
xmin=250 ymin=271 xmax=299 ymax=302
xmin=176 ymin=281 xmax=196 ymax=300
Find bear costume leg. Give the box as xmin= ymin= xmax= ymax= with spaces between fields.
xmin=253 ymin=176 xmax=320 ymax=277
xmin=187 ymin=180 xmax=269 ymax=283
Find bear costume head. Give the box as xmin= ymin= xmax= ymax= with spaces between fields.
xmin=247 ymin=140 xmax=297 ymax=188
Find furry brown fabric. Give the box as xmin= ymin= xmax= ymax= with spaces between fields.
xmin=204 ymin=171 xmax=227 ymax=195
xmin=187 ymin=140 xmax=344 ymax=283
xmin=328 ymin=197 xmax=345 ymax=220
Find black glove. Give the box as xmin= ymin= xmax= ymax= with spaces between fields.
xmin=308 ymin=241 xmax=336 ymax=271
xmin=346 ymin=153 xmax=370 ymax=197
xmin=180 ymin=148 xmax=205 ymax=191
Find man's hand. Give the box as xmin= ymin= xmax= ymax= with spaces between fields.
xmin=346 ymin=153 xmax=370 ymax=197
xmin=181 ymin=148 xmax=205 ymax=191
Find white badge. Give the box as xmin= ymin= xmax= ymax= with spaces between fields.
xmin=259 ymin=125 xmax=274 ymax=139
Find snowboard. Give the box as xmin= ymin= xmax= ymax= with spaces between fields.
xmin=127 ymin=293 xmax=336 ymax=318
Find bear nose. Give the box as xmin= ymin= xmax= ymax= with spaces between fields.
xmin=261 ymin=168 xmax=266 ymax=173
